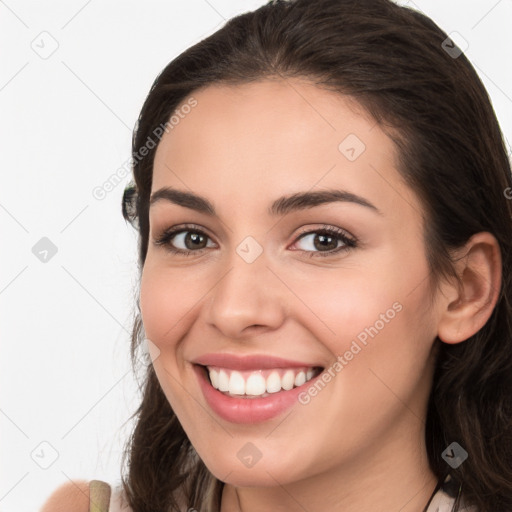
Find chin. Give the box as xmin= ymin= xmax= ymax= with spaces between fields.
xmin=197 ymin=446 xmax=307 ymax=488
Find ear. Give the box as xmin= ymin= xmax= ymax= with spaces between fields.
xmin=437 ymin=232 xmax=502 ymax=344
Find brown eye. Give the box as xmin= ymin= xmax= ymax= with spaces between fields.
xmin=298 ymin=232 xmax=340 ymax=251
xmin=180 ymin=231 xmax=209 ymax=250
xmin=154 ymin=225 xmax=215 ymax=255
xmin=291 ymin=226 xmax=357 ymax=258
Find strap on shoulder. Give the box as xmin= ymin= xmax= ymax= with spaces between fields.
xmin=89 ymin=480 xmax=112 ymax=512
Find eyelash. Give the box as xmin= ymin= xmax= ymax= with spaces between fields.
xmin=153 ymin=223 xmax=357 ymax=258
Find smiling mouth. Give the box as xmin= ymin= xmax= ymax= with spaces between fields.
xmin=198 ymin=364 xmax=323 ymax=398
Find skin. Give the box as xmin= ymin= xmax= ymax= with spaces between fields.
xmin=139 ymin=78 xmax=501 ymax=512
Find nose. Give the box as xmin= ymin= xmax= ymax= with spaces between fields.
xmin=204 ymin=243 xmax=287 ymax=339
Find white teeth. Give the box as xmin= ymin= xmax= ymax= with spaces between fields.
xmin=281 ymin=370 xmax=295 ymax=391
xmin=266 ymin=371 xmax=282 ymax=393
xmin=206 ymin=366 xmax=320 ymax=397
xmin=218 ymin=369 xmax=229 ymax=392
xmin=245 ymin=373 xmax=267 ymax=395
xmin=209 ymin=368 xmax=219 ymax=389
xmin=294 ymin=371 xmax=306 ymax=387
xmin=229 ymin=371 xmax=245 ymax=395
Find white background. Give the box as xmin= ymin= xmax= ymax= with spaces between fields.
xmin=1 ymin=1 xmax=511 ymax=510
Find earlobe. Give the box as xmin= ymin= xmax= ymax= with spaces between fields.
xmin=437 ymin=232 xmax=502 ymax=345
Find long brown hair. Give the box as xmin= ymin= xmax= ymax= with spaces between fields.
xmin=120 ymin=0 xmax=512 ymax=510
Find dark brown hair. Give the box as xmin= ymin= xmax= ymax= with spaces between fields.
xmin=120 ymin=0 xmax=512 ymax=510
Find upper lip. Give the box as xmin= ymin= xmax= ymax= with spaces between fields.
xmin=191 ymin=353 xmax=323 ymax=371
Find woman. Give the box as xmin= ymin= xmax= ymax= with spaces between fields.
xmin=42 ymin=0 xmax=512 ymax=510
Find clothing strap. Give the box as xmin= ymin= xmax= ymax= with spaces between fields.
xmin=89 ymin=480 xmax=112 ymax=512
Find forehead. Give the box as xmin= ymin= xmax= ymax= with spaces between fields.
xmin=154 ymin=78 xmax=380 ymax=168
xmin=151 ymin=78 xmax=417 ymax=221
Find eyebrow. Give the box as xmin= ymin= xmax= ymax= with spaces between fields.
xmin=149 ymin=187 xmax=382 ymax=217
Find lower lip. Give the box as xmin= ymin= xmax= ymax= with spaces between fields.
xmin=193 ymin=364 xmax=322 ymax=424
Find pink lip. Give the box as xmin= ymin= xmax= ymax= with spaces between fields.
xmin=191 ymin=353 xmax=321 ymax=371
xmin=193 ymin=364 xmax=323 ymax=424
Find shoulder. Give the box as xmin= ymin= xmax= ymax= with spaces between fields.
xmin=39 ymin=480 xmax=90 ymax=512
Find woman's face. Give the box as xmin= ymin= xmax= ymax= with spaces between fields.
xmin=140 ymin=79 xmax=442 ymax=489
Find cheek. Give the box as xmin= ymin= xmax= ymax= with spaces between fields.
xmin=286 ymin=255 xmax=434 ymax=364
xmin=287 ymin=267 xmax=402 ymax=344
xmin=139 ymin=261 xmax=201 ymax=345
xmin=139 ymin=263 xmax=197 ymax=409
xmin=139 ymin=267 xmax=169 ymax=343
